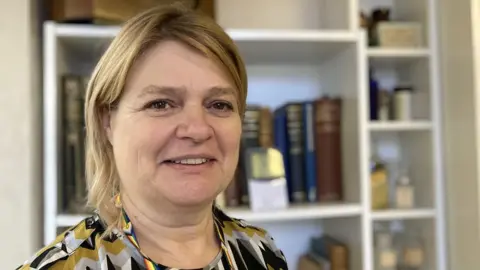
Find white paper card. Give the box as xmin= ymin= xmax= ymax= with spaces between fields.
xmin=248 ymin=177 xmax=289 ymax=212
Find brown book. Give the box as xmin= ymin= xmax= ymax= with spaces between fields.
xmin=314 ymin=97 xmax=343 ymax=202
xmin=297 ymin=254 xmax=324 ymax=270
xmin=311 ymin=235 xmax=348 ymax=270
xmin=258 ymin=107 xmax=273 ymax=148
xmin=322 ymin=236 xmax=348 ymax=270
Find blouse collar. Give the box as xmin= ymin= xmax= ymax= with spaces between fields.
xmin=117 ymin=199 xmax=234 ymax=269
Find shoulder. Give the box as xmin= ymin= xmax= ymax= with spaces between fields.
xmin=214 ymin=207 xmax=289 ymax=269
xmin=16 ymin=215 xmax=118 ymax=270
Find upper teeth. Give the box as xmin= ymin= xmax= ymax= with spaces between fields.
xmin=173 ymin=158 xmax=209 ymax=165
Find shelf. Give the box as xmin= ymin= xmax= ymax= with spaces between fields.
xmin=368 ymin=48 xmax=430 ymax=58
xmin=368 ymin=48 xmax=430 ymax=67
xmin=371 ymin=209 xmax=436 ymax=221
xmin=54 ymin=23 xmax=120 ymax=39
xmin=57 ymin=213 xmax=89 ymax=227
xmin=368 ymin=121 xmax=432 ymax=131
xmin=225 ymin=203 xmax=363 ymax=222
xmin=53 ymin=23 xmax=357 ymax=42
xmin=56 ymin=203 xmax=362 ymax=227
xmin=49 ymin=22 xmax=358 ymax=65
xmin=231 ymin=29 xmax=357 ymax=64
xmin=227 ymin=29 xmax=356 ymax=42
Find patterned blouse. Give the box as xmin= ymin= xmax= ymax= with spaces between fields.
xmin=16 ymin=206 xmax=288 ymax=269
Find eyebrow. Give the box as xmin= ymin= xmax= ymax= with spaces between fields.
xmin=136 ymin=85 xmax=236 ymax=99
xmin=137 ymin=85 xmax=185 ymax=99
xmin=208 ymin=86 xmax=237 ymax=97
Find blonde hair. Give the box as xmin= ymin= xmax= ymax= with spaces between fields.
xmin=84 ymin=3 xmax=247 ymax=235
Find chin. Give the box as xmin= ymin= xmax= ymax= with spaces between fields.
xmin=152 ymin=166 xmax=226 ymax=207
xmin=167 ymin=194 xmax=216 ymax=208
xmin=155 ymin=183 xmax=220 ymax=208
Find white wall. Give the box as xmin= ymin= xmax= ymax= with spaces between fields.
xmin=438 ymin=0 xmax=480 ymax=269
xmin=0 ymin=0 xmax=42 ymax=268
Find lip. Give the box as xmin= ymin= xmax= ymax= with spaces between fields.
xmin=162 ymin=154 xmax=217 ymax=163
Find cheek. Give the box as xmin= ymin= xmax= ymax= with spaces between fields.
xmin=217 ymin=117 xmax=242 ymax=159
xmin=111 ymin=117 xmax=163 ymax=174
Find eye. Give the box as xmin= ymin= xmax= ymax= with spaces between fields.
xmin=145 ymin=99 xmax=172 ymax=110
xmin=210 ymin=101 xmax=234 ymax=112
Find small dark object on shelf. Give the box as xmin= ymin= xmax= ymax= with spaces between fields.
xmin=368 ymin=7 xmax=391 ymax=46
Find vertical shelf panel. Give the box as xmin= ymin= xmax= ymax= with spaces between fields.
xmin=425 ymin=0 xmax=448 ymax=268
xmin=359 ymin=0 xmax=446 ymax=269
xmin=43 ymin=22 xmax=59 ymax=246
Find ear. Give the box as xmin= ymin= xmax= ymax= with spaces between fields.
xmin=102 ymin=107 xmax=113 ymax=143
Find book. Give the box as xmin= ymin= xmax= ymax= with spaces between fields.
xmin=314 ymin=97 xmax=343 ymax=202
xmin=61 ymin=74 xmax=87 ymax=214
xmin=303 ymin=101 xmax=317 ymax=203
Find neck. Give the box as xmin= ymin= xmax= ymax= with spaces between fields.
xmin=120 ymin=193 xmax=220 ymax=267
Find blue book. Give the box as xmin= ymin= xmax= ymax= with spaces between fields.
xmin=303 ymin=102 xmax=317 ymax=202
xmin=273 ymin=106 xmax=292 ymax=201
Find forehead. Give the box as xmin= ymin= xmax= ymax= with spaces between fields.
xmin=124 ymin=40 xmax=233 ymax=95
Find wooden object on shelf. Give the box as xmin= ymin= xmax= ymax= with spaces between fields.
xmin=297 ymin=254 xmax=323 ymax=270
xmin=376 ymin=22 xmax=423 ymax=48
xmin=310 ymin=235 xmax=349 ymax=270
xmin=48 ymin=0 xmax=215 ymax=24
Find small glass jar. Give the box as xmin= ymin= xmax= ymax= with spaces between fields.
xmin=399 ymin=232 xmax=425 ymax=270
xmin=393 ymin=86 xmax=413 ymax=121
xmin=395 ymin=174 xmax=415 ymax=209
xmin=375 ymin=231 xmax=398 ymax=270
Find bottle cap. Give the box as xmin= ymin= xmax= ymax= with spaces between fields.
xmin=376 ymin=232 xmax=392 ymax=247
xmin=398 ymin=175 xmax=411 ymax=185
xmin=394 ymin=85 xmax=414 ymax=92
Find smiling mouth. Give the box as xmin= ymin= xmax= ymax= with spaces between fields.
xmin=164 ymin=158 xmax=214 ymax=165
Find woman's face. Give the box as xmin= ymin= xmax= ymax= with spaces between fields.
xmin=105 ymin=40 xmax=242 ymax=208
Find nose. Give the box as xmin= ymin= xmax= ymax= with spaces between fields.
xmin=175 ymin=104 xmax=213 ymax=143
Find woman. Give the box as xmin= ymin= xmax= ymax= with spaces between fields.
xmin=17 ymin=4 xmax=288 ymax=270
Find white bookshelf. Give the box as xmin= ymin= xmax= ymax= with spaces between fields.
xmin=371 ymin=209 xmax=436 ymax=221
xmin=368 ymin=121 xmax=433 ymax=131
xmin=42 ymin=1 xmax=446 ymax=269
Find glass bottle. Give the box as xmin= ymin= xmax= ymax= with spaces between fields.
xmin=395 ymin=173 xmax=415 ymax=209
xmin=399 ymin=231 xmax=425 ymax=270
xmin=393 ymin=85 xmax=413 ymax=121
xmin=371 ymin=146 xmax=389 ymax=210
xmin=375 ymin=230 xmax=397 ymax=270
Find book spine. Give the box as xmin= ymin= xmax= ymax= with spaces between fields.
xmin=239 ymin=107 xmax=261 ymax=205
xmin=312 ymin=235 xmax=349 ymax=270
xmin=314 ymin=97 xmax=343 ymax=202
xmin=225 ymin=167 xmax=240 ymax=207
xmin=62 ymin=74 xmax=86 ymax=213
xmin=258 ymin=107 xmax=273 ymax=148
xmin=286 ymin=104 xmax=306 ymax=203
xmin=303 ymin=102 xmax=317 ymax=203
xmin=273 ymin=107 xmax=291 ymax=201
